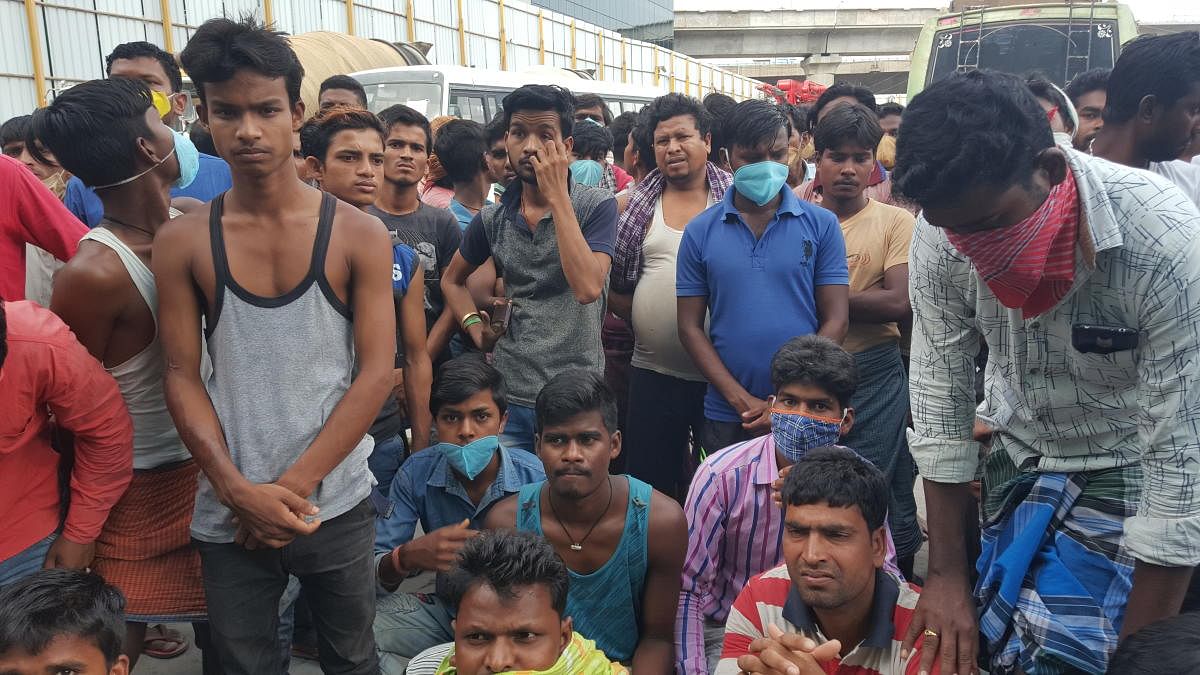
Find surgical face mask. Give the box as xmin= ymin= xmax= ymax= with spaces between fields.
xmin=770 ymin=408 xmax=845 ymax=463
xmin=433 ymin=435 xmax=500 ymax=480
xmin=40 ymin=171 xmax=68 ymax=200
xmin=92 ymin=130 xmax=199 ymax=190
xmin=570 ymin=158 xmax=604 ymax=187
xmin=732 ymin=160 xmax=789 ymax=206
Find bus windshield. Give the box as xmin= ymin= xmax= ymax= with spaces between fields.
xmin=928 ymin=19 xmax=1118 ymax=87
xmin=364 ymin=81 xmax=442 ymax=117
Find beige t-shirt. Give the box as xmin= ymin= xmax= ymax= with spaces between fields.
xmin=841 ymin=199 xmax=915 ymax=354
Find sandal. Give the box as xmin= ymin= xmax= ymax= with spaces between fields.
xmin=142 ymin=624 xmax=189 ymax=659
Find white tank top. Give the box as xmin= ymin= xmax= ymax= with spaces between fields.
xmin=80 ymin=224 xmax=193 ymax=469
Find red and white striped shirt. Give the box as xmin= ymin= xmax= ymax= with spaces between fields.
xmin=717 ymin=563 xmax=938 ymax=675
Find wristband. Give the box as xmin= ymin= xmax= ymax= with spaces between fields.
xmin=462 ymin=313 xmax=483 ymax=330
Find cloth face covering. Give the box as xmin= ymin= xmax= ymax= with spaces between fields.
xmin=770 ymin=409 xmax=844 ymax=462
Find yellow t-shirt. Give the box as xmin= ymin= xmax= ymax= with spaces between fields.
xmin=841 ymin=199 xmax=916 ymax=354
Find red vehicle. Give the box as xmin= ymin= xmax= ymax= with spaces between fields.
xmin=760 ymin=78 xmax=828 ymax=105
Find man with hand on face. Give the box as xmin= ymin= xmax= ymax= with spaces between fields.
xmin=718 ymin=448 xmax=933 ymax=675
xmin=157 ymin=18 xmax=396 ymax=674
xmin=405 ymin=530 xmax=627 ymax=675
xmin=441 ymin=85 xmax=618 ymax=454
xmin=299 ymin=105 xmax=433 ymax=487
xmin=484 ymin=371 xmax=687 ymax=672
xmin=677 ymin=99 xmax=849 ymax=453
xmin=896 ymin=69 xmax=1200 ymax=675
xmin=373 ymin=356 xmax=545 ymax=673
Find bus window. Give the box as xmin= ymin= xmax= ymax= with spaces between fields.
xmin=928 ymin=19 xmax=1118 ymax=87
xmin=450 ymin=93 xmax=488 ymax=123
xmin=363 ymin=82 xmax=443 ymax=117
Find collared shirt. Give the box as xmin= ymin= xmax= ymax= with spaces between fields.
xmin=676 ymin=186 xmax=849 ymax=422
xmin=373 ymin=444 xmax=546 ymax=564
xmin=449 ymin=198 xmax=491 ymax=231
xmin=717 ymin=564 xmax=933 ymax=675
xmin=460 ymin=179 xmax=617 ymax=406
xmin=908 ymin=150 xmax=1200 ymax=567
xmin=0 ymin=301 xmax=133 ymax=562
xmin=0 ymin=155 xmax=88 ymax=301
xmin=677 ymin=435 xmax=902 ymax=674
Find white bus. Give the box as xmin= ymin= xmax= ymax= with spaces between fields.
xmin=352 ymin=65 xmax=664 ymax=123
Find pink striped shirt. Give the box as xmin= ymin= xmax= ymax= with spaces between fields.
xmin=677 ymin=436 xmax=900 ymax=674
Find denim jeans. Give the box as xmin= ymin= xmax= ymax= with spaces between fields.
xmin=195 ymin=500 xmax=378 ymax=675
xmin=0 ymin=532 xmax=56 ymax=587
xmin=498 ymin=403 xmax=537 ymax=454
xmin=374 ymin=592 xmax=455 ymax=675
xmin=369 ymin=432 xmax=408 ymax=497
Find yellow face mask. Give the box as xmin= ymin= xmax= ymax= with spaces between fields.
xmin=151 ymin=89 xmax=173 ymax=119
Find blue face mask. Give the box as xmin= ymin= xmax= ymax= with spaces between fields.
xmin=570 ymin=159 xmax=604 ymax=187
xmin=434 ymin=435 xmax=501 ymax=480
xmin=770 ymin=409 xmax=844 ymax=463
xmin=732 ymin=160 xmax=789 ymax=206
xmin=91 ymin=129 xmax=200 ymax=190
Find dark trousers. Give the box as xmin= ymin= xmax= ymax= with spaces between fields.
xmin=195 ymin=499 xmax=378 ymax=675
xmin=700 ymin=418 xmax=756 ymax=458
xmin=624 ymin=367 xmax=708 ymax=500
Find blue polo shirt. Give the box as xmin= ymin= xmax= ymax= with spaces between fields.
xmin=373 ymin=443 xmax=545 ymax=559
xmin=676 ymin=185 xmax=848 ymax=422
xmin=73 ymin=152 xmax=233 ymax=222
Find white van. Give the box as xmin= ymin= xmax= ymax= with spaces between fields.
xmin=352 ymin=64 xmax=663 ymax=123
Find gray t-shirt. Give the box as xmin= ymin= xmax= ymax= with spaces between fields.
xmin=367 ymin=203 xmax=461 ymax=343
xmin=460 ymin=181 xmax=617 ymax=406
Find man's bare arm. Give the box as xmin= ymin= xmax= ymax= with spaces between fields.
xmin=279 ymin=210 xmax=396 ymax=496
xmin=608 ymin=292 xmax=633 ymax=322
xmin=534 ymin=141 xmax=611 ymax=304
xmin=814 ymin=284 xmax=850 ymax=345
xmin=632 ymin=491 xmax=688 ymax=674
xmin=849 ymin=264 xmax=911 ymax=323
xmin=401 ymin=261 xmax=433 ymax=449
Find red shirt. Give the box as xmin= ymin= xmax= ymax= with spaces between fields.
xmin=0 ymin=155 xmax=88 ymax=301
xmin=0 ymin=300 xmax=133 ymax=562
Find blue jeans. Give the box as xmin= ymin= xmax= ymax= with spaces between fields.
xmin=0 ymin=533 xmax=56 ymax=587
xmin=369 ymin=433 xmax=408 ymax=496
xmin=498 ymin=404 xmax=537 ymax=454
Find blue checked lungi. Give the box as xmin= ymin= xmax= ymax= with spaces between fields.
xmin=976 ymin=450 xmax=1138 ymax=675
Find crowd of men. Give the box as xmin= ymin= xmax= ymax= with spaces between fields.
xmin=1 ymin=15 xmax=1199 ymax=675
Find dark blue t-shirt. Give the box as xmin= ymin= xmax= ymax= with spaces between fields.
xmin=676 ymin=186 xmax=849 ymax=422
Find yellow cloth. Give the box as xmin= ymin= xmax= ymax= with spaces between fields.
xmin=876 ymin=134 xmax=896 ymax=170
xmin=841 ymin=199 xmax=915 ymax=354
xmin=435 ymin=632 xmax=627 ymax=675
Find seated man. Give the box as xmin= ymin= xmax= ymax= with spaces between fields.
xmin=1106 ymin=613 xmax=1200 ymax=675
xmin=484 ymin=371 xmax=686 ymax=671
xmin=374 ymin=355 xmax=546 ymax=673
xmin=406 ymin=530 xmax=626 ymax=674
xmin=678 ymin=335 xmax=901 ymax=674
xmin=719 ymin=447 xmax=933 ymax=675
xmin=0 ymin=569 xmax=130 ymax=675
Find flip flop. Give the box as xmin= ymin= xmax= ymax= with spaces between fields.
xmin=142 ymin=624 xmax=189 ymax=659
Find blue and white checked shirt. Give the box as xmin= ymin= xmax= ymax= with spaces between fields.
xmin=908 ymin=149 xmax=1200 ymax=567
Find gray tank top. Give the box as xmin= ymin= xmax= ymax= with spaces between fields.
xmin=190 ymin=192 xmax=374 ymax=543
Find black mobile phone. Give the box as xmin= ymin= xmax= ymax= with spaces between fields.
xmin=1071 ymin=324 xmax=1138 ymax=354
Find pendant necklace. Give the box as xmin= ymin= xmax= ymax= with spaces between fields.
xmin=548 ymin=476 xmax=612 ymax=551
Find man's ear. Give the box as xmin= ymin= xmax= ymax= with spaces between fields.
xmin=1035 ymin=146 xmax=1069 ymax=188
xmin=870 ymin=526 xmax=887 ymax=569
xmin=497 ymin=410 xmax=509 ymax=436
xmin=703 ymin=132 xmax=713 ymax=155
xmin=610 ymin=429 xmax=622 ymax=462
xmin=560 ymin=616 xmax=573 ymax=652
xmin=562 ymin=135 xmax=574 ymax=155
xmin=1136 ymin=94 xmax=1159 ymax=125
xmin=305 ymin=157 xmax=325 ymax=184
xmin=839 ymin=407 xmax=855 ymax=438
xmin=292 ymin=99 xmax=307 ymax=130
xmin=110 ymin=654 xmax=132 ymax=675
xmin=171 ymin=91 xmax=188 ymax=118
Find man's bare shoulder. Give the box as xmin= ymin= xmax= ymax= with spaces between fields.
xmin=156 ymin=202 xmax=212 ymax=247
xmin=482 ymin=493 xmax=520 ymax=530
xmin=646 ymin=488 xmax=687 ymax=537
xmin=334 ymin=200 xmax=390 ymax=237
xmin=57 ymin=240 xmax=135 ymax=296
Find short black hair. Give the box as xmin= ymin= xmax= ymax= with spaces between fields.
xmin=1064 ymin=68 xmax=1110 ymax=106
xmin=535 ymin=369 xmax=617 ymax=434
xmin=379 ymin=104 xmax=433 ymax=150
xmin=1106 ymin=612 xmax=1200 ymax=675
xmin=641 ymin=93 xmax=713 ymax=141
xmin=319 ymin=74 xmax=368 ymax=108
xmin=298 ymin=105 xmax=385 ymax=163
xmin=30 ymin=78 xmax=155 ymax=188
xmin=771 ymin=335 xmax=858 ymax=409
xmin=704 ymin=93 xmax=737 ymax=164
xmin=503 ymin=84 xmax=576 ymax=139
xmin=570 ymin=121 xmax=613 ymax=162
xmin=780 ymin=447 xmax=888 ymax=531
xmin=783 ymin=104 xmax=808 ymax=136
xmin=630 ymin=110 xmax=656 ymax=174
xmin=893 ymin=69 xmax=1053 ymax=210
xmin=702 ymin=92 xmax=736 ymax=118
xmin=430 ymin=354 xmax=508 ymax=416
xmin=0 ymin=569 xmax=126 ymax=667
xmin=105 ymin=41 xmax=184 ymax=93
xmin=484 ymin=113 xmax=508 ymax=147
xmin=878 ymin=102 xmax=905 ymax=119
xmin=179 ymin=16 xmax=305 ymax=105
xmin=1104 ymin=32 xmax=1200 ymax=125
xmin=574 ymin=92 xmax=613 ymax=125
xmin=609 ymin=111 xmax=637 ymax=163
xmin=189 ymin=123 xmax=218 ymax=156
xmin=1025 ymin=73 xmax=1075 ymax=133
xmin=722 ymin=99 xmax=792 ymax=153
xmin=435 ymin=119 xmax=488 ymax=184
xmin=812 ymin=83 xmax=879 ymax=122
xmin=815 ymin=103 xmax=882 ymax=155
xmin=441 ymin=530 xmax=570 ymax=617
xmin=0 ymin=115 xmax=31 ymax=148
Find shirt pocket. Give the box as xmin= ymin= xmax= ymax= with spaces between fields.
xmin=1066 ymin=348 xmax=1138 ymax=387
xmin=0 ymin=410 xmax=35 ymax=452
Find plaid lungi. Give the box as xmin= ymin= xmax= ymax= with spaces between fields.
xmin=976 ymin=450 xmax=1137 ymax=674
xmin=91 ymin=459 xmax=206 ymax=622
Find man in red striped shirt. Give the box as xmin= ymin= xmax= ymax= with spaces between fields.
xmin=718 ymin=447 xmax=935 ymax=675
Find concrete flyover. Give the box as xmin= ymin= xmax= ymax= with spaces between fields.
xmin=674 ymin=7 xmax=941 ymax=59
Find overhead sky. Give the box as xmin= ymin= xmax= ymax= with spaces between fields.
xmin=674 ymin=0 xmax=1200 ymax=23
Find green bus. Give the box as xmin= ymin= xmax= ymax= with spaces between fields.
xmin=907 ymin=1 xmax=1138 ymax=100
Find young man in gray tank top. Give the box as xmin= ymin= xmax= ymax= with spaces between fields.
xmin=35 ymin=77 xmax=209 ymax=668
xmin=156 ymin=18 xmax=396 ymax=675
xmin=483 ymin=371 xmax=687 ymax=671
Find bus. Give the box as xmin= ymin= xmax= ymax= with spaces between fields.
xmin=352 ymin=65 xmax=664 ymax=124
xmin=907 ymin=1 xmax=1138 ymax=100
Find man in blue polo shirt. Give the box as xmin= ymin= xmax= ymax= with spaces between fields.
xmin=373 ymin=355 xmax=545 ymax=673
xmin=677 ymin=99 xmax=849 ymax=454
